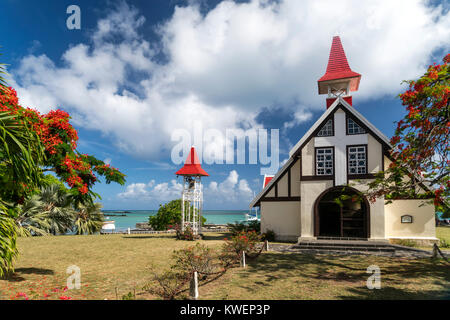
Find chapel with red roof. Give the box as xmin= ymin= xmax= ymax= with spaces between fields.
xmin=250 ymin=36 xmax=437 ymax=244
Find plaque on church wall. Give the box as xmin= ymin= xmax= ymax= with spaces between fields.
xmin=401 ymin=215 xmax=413 ymax=223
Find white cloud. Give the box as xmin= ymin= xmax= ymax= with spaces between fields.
xmin=117 ymin=183 xmax=149 ymax=199
xmin=205 ymin=170 xmax=254 ymax=203
xmin=10 ymin=0 xmax=450 ymax=161
xmin=283 ymin=109 xmax=313 ymax=130
xmin=118 ymin=170 xmax=254 ymax=205
xmin=118 ymin=179 xmax=182 ymax=201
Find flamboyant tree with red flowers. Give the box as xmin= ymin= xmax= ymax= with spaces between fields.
xmin=0 ymin=84 xmax=126 ymax=205
xmin=365 ymin=54 xmax=449 ymax=214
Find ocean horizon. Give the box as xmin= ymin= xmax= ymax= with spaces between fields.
xmin=102 ymin=209 xmax=250 ymax=231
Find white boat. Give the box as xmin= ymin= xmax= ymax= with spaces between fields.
xmin=101 ymin=220 xmax=116 ymax=231
xmin=245 ymin=207 xmax=260 ymax=222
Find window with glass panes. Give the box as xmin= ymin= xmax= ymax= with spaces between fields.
xmin=316 ymin=148 xmax=333 ymax=175
xmin=348 ymin=146 xmax=367 ymax=174
xmin=317 ymin=119 xmax=333 ymax=137
xmin=347 ymin=118 xmax=366 ymax=135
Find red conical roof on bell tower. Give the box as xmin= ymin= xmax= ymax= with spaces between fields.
xmin=175 ymin=147 xmax=209 ymax=176
xmin=318 ymin=36 xmax=361 ymax=94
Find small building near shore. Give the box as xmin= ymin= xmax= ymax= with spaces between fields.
xmin=250 ymin=36 xmax=437 ymax=245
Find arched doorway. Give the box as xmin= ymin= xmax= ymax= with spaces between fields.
xmin=314 ymin=187 xmax=370 ymax=239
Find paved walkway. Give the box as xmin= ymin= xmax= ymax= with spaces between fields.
xmin=266 ymin=243 xmax=450 ymax=259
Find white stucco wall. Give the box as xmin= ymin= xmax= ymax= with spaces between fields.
xmin=290 ymin=158 xmax=301 ymax=197
xmin=367 ymin=134 xmax=382 ymax=173
xmin=301 ymin=139 xmax=314 ymax=176
xmin=385 ymin=200 xmax=436 ymax=240
xmin=348 ymin=180 xmax=385 ymax=240
xmin=299 ymin=180 xmax=334 ymax=239
xmin=278 ymin=173 xmax=289 ymax=197
xmin=260 ymin=201 xmax=301 ymax=241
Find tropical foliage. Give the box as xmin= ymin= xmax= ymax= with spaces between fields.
xmin=73 ymin=202 xmax=104 ymax=235
xmin=363 ymin=54 xmax=449 ymax=213
xmin=0 ymin=53 xmax=7 ymax=87
xmin=14 ymin=196 xmax=51 ymax=237
xmin=14 ymin=185 xmax=105 ymax=236
xmin=0 ymin=111 xmax=44 ymax=203
xmin=0 ymin=204 xmax=17 ymax=278
xmin=0 ymin=85 xmax=126 ymax=204
xmin=149 ymin=199 xmax=206 ymax=231
xmin=227 ymin=220 xmax=260 ymax=235
xmin=0 ymin=54 xmax=126 ymax=276
xmin=38 ymin=185 xmax=75 ymax=235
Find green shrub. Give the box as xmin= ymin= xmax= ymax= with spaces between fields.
xmin=262 ymin=229 xmax=276 ymax=242
xmin=149 ymin=199 xmax=206 ymax=231
xmin=439 ymin=239 xmax=450 ymax=248
xmin=175 ymin=224 xmax=200 ymax=241
xmin=121 ymin=291 xmax=136 ymax=300
xmin=223 ymin=230 xmax=262 ymax=256
xmin=227 ymin=221 xmax=260 ymax=235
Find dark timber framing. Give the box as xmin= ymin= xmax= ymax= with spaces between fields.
xmin=251 ymin=99 xmax=397 ymax=208
xmin=254 ymin=156 xmax=301 ymax=206
xmin=292 ymin=102 xmax=391 ymax=159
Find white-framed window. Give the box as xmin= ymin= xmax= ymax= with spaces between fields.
xmin=316 ymin=147 xmax=333 ymax=175
xmin=317 ymin=119 xmax=334 ymax=137
xmin=348 ymin=146 xmax=367 ymax=175
xmin=347 ymin=118 xmax=366 ymax=135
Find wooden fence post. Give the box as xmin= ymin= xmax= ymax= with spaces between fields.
xmin=264 ymin=240 xmax=269 ymax=251
xmin=241 ymin=251 xmax=246 ymax=268
xmin=432 ymin=244 xmax=438 ymax=259
xmin=189 ymin=271 xmax=199 ymax=300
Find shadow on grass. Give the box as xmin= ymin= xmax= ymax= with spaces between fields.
xmin=122 ymin=235 xmax=177 ymax=240
xmin=201 ymin=233 xmax=231 ymax=241
xmin=122 ymin=233 xmax=231 ymax=241
xmin=4 ymin=267 xmax=54 ymax=282
xmin=236 ymin=252 xmax=450 ymax=299
xmin=340 ymin=286 xmax=450 ymax=300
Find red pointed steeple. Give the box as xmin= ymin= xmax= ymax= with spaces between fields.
xmin=175 ymin=147 xmax=209 ymax=176
xmin=318 ymin=36 xmax=361 ymax=95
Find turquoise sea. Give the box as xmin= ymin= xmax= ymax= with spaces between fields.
xmin=102 ymin=210 xmax=248 ymax=231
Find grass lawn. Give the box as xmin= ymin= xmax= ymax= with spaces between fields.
xmin=415 ymin=227 xmax=450 ymax=251
xmin=0 ymin=232 xmax=449 ymax=300
xmin=437 ymin=226 xmax=450 ymax=246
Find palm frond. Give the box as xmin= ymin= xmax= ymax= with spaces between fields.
xmin=0 ymin=112 xmax=45 ymax=192
xmin=0 ymin=51 xmax=8 ymax=87
xmin=74 ymin=203 xmax=104 ymax=235
xmin=0 ymin=204 xmax=18 ymax=277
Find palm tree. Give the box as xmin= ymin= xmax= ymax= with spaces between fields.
xmin=0 ymin=112 xmax=45 ymax=203
xmin=38 ymin=185 xmax=75 ymax=235
xmin=0 ymin=203 xmax=17 ymax=277
xmin=0 ymin=53 xmax=7 ymax=87
xmin=15 ymin=196 xmax=51 ymax=237
xmin=73 ymin=202 xmax=104 ymax=235
xmin=0 ymin=58 xmax=44 ymax=276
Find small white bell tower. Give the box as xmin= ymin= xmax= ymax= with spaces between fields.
xmin=175 ymin=147 xmax=209 ymax=235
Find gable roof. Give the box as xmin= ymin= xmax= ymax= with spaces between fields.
xmin=250 ymin=97 xmax=392 ymax=208
xmin=249 ymin=157 xmax=296 ymax=208
xmin=289 ymin=97 xmax=392 ymax=158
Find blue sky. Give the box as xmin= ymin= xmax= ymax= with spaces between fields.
xmin=1 ymin=0 xmax=448 ymax=209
